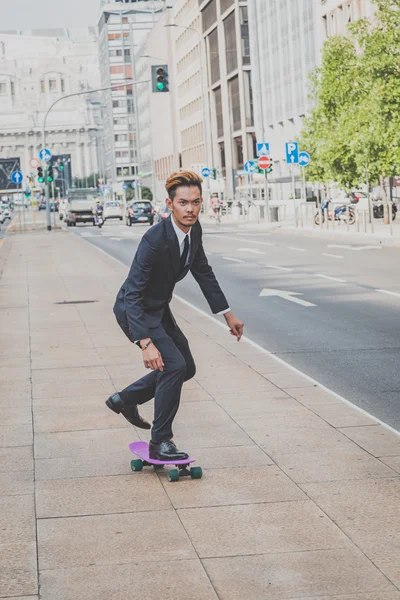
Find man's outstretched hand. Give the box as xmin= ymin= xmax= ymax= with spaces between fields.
xmin=224 ymin=311 xmax=244 ymax=341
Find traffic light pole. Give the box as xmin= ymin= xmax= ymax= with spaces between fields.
xmin=264 ymin=170 xmax=270 ymax=223
xmin=41 ymin=78 xmax=149 ymax=231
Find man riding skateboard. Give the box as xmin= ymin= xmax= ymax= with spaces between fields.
xmin=106 ymin=171 xmax=244 ymax=461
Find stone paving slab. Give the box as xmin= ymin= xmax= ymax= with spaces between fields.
xmin=1 ymin=230 xmax=399 ymax=599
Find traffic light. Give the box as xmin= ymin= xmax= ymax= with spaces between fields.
xmin=47 ymin=165 xmax=54 ymax=183
xmin=266 ymin=165 xmax=273 ymax=174
xmin=151 ymin=65 xmax=169 ymax=93
xmin=212 ymin=168 xmax=217 ymax=180
xmin=59 ymin=162 xmax=64 ymax=170
xmin=37 ymin=167 xmax=44 ymax=183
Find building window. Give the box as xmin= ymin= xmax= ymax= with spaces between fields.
xmin=219 ymin=141 xmax=226 ymax=169
xmin=115 ymin=134 xmax=128 ymax=142
xmin=124 ymin=48 xmax=131 ymax=58
xmin=40 ymin=80 xmax=45 ymax=93
xmin=240 ymin=6 xmax=250 ymax=65
xmin=10 ymin=80 xmax=15 ymax=96
xmin=112 ymin=100 xmax=119 ymax=108
xmin=122 ymin=17 xmax=128 ymax=23
xmin=224 ymin=11 xmax=237 ymax=74
xmin=220 ymin=0 xmax=234 ymax=14
xmin=61 ymin=79 xmax=65 ymax=93
xmin=49 ymin=79 xmax=57 ymax=92
xmin=208 ymin=28 xmax=220 ymax=85
xmin=229 ymin=76 xmax=241 ymax=132
xmin=214 ymin=87 xmax=223 ymax=138
xmin=234 ymin=136 xmax=243 ymax=169
xmin=244 ymin=71 xmax=253 ymax=127
xmin=110 ymin=65 xmax=124 ymax=74
xmin=202 ymin=0 xmax=217 ymax=32
xmin=0 ymin=42 xmax=5 ymax=59
xmin=0 ymin=82 xmax=7 ymax=95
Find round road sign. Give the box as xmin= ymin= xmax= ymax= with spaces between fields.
xmin=30 ymin=158 xmax=39 ymax=169
xmin=258 ymin=156 xmax=272 ymax=170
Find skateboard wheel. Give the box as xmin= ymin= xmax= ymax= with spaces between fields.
xmin=190 ymin=466 xmax=203 ymax=479
xmin=153 ymin=464 xmax=164 ymax=470
xmin=131 ymin=459 xmax=143 ymax=472
xmin=167 ymin=468 xmax=179 ymax=482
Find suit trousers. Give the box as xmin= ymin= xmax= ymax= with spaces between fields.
xmin=118 ymin=311 xmax=196 ymax=443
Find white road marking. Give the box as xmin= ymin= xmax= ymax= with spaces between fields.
xmin=208 ymin=234 xmax=275 ymax=246
xmin=288 ymin=246 xmax=306 ymax=252
xmin=376 ymin=289 xmax=400 ymax=298
xmin=322 ymin=253 xmax=344 ymax=259
xmin=109 ymin=237 xmax=121 ymax=241
xmin=328 ymin=244 xmax=382 ymax=251
xmin=259 ymin=288 xmax=316 ymax=307
xmin=266 ymin=265 xmax=293 ymax=271
xmin=223 ymin=257 xmax=245 ymax=263
xmin=237 ymin=248 xmax=265 ymax=255
xmin=79 ymin=232 xmax=94 ymax=237
xmin=315 ymin=274 xmax=346 ymax=283
xmin=205 ymin=251 xmax=213 ymax=256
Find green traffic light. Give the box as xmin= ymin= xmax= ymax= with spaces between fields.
xmin=156 ymin=82 xmax=165 ymax=90
xmin=60 ymin=164 xmax=64 ymax=170
xmin=38 ymin=177 xmax=44 ymax=183
xmin=47 ymin=176 xmax=53 ymax=183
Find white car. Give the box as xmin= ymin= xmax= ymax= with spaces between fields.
xmin=103 ymin=201 xmax=123 ymax=221
xmin=0 ymin=204 xmax=11 ymax=219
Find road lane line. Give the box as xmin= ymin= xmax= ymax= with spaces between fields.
xmin=266 ymin=265 xmax=293 ymax=271
xmin=206 ymin=234 xmax=276 ymax=246
xmin=205 ymin=252 xmax=213 ymax=256
xmin=322 ymin=253 xmax=344 ymax=259
xmin=222 ymin=257 xmax=245 ymax=263
xmin=82 ymin=236 xmax=400 ymax=438
xmin=237 ymin=248 xmax=265 ymax=255
xmin=376 ymin=289 xmax=400 ymax=298
xmin=315 ymin=274 xmax=346 ymax=283
xmin=288 ymin=246 xmax=306 ymax=252
xmin=109 ymin=237 xmax=121 ymax=241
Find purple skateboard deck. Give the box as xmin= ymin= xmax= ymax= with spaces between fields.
xmin=129 ymin=441 xmax=195 ymax=466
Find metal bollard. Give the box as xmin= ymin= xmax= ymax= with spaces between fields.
xmin=389 ymin=202 xmax=393 ymax=236
xmin=346 ymin=206 xmax=349 ymax=231
xmin=324 ymin=208 xmax=329 ymax=229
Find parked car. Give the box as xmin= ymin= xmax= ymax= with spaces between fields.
xmin=153 ymin=204 xmax=171 ymax=224
xmin=0 ymin=203 xmax=11 ymax=220
xmin=103 ymin=201 xmax=123 ymax=221
xmin=38 ymin=199 xmax=46 ymax=211
xmin=125 ymin=200 xmax=154 ymax=226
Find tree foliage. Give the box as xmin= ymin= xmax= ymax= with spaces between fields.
xmin=299 ymin=0 xmax=400 ymax=189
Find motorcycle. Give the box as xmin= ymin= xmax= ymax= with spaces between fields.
xmin=315 ymin=199 xmax=355 ymax=226
xmin=97 ymin=214 xmax=104 ymax=228
xmin=372 ymin=202 xmax=397 ymax=221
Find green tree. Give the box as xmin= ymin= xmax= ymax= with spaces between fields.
xmin=299 ymin=0 xmax=400 ymax=190
xmin=71 ymin=173 xmax=99 ymax=188
xmin=125 ymin=185 xmax=153 ymax=202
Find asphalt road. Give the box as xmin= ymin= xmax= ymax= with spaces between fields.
xmin=73 ymin=219 xmax=400 ymax=431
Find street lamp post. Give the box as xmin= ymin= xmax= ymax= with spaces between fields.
xmin=41 ymin=78 xmax=149 ymax=231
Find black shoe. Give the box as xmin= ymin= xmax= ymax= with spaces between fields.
xmin=106 ymin=393 xmax=151 ymax=430
xmin=149 ymin=439 xmax=189 ymax=461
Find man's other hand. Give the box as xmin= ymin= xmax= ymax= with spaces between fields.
xmin=224 ymin=312 xmax=244 ymax=341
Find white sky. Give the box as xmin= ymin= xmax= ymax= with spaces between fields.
xmin=1 ymin=0 xmax=101 ymax=30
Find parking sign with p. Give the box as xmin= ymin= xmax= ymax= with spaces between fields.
xmin=285 ymin=142 xmax=299 ymax=164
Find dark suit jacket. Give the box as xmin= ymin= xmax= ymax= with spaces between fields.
xmin=113 ymin=215 xmax=229 ymax=342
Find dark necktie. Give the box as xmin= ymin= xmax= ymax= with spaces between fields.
xmin=179 ymin=235 xmax=189 ymax=272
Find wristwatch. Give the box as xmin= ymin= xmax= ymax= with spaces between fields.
xmin=136 ymin=339 xmax=152 ymax=351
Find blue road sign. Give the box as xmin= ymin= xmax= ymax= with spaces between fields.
xmin=285 ymin=142 xmax=299 ymax=164
xmin=299 ymin=151 xmax=311 ymax=167
xmin=201 ymin=168 xmax=211 ymax=177
xmin=244 ymin=161 xmax=256 ymax=174
xmin=11 ymin=171 xmax=23 ymax=184
xmin=131 ymin=181 xmax=136 ymax=189
xmin=256 ymin=143 xmax=270 ymax=157
xmin=122 ymin=184 xmax=128 ymax=190
xmin=39 ymin=148 xmax=52 ymax=162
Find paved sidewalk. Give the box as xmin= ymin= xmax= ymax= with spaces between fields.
xmin=1 ymin=228 xmax=400 ymax=600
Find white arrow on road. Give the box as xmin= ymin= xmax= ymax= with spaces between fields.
xmin=259 ymin=288 xmax=316 ymax=307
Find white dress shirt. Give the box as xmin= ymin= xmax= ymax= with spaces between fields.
xmin=171 ymin=216 xmax=230 ymax=316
